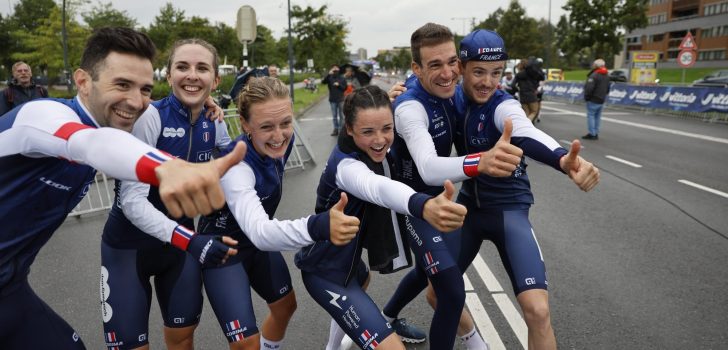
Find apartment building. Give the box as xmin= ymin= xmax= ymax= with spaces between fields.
xmin=623 ymin=0 xmax=728 ymax=68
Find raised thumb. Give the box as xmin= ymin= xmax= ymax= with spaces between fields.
xmin=215 ymin=141 xmax=247 ymax=176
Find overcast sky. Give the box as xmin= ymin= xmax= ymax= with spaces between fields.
xmin=3 ymin=0 xmax=568 ymax=57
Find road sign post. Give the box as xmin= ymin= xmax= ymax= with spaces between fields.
xmin=236 ymin=6 xmax=257 ymax=68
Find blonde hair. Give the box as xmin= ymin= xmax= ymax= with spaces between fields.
xmin=237 ymin=77 xmax=290 ymax=122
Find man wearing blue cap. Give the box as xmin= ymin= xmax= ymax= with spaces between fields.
xmin=385 ymin=29 xmax=601 ymax=349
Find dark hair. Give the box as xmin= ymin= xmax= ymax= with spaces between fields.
xmin=342 ymin=85 xmax=392 ymax=128
xmin=237 ymin=76 xmax=290 ymax=122
xmin=166 ymin=38 xmax=220 ymax=78
xmin=410 ymin=23 xmax=454 ymax=66
xmin=80 ymin=27 xmax=156 ymax=80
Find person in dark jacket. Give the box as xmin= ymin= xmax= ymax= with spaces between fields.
xmin=0 ymin=61 xmax=48 ymax=116
xmin=512 ymin=59 xmax=543 ymax=123
xmin=322 ymin=64 xmax=347 ymax=136
xmin=582 ymin=58 xmax=610 ymax=140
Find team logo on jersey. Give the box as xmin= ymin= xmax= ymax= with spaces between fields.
xmin=478 ymin=122 xmax=484 ymax=132
xmin=360 ymin=329 xmax=379 ymax=350
xmin=196 ymin=150 xmax=212 ymax=162
xmin=39 ymin=176 xmax=72 ymax=191
xmin=225 ymin=320 xmax=247 ymax=342
xmin=100 ymin=266 xmax=113 ymax=323
xmin=202 ymin=121 xmax=209 ymax=128
xmin=326 ymin=290 xmax=347 ymax=309
xmin=203 ymin=131 xmax=210 ymax=142
xmin=525 ymin=277 xmax=536 ymax=285
xmin=162 ymin=127 xmax=185 ymax=138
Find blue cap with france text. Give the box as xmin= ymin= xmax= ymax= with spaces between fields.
xmin=459 ymin=29 xmax=508 ymax=62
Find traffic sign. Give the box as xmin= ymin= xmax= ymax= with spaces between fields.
xmin=678 ymin=32 xmax=697 ymax=50
xmin=677 ymin=49 xmax=696 ymax=68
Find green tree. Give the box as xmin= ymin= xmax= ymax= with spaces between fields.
xmin=496 ymin=1 xmax=542 ymax=59
xmin=0 ymin=14 xmax=13 ymax=80
xmin=561 ymin=0 xmax=648 ymax=65
xmin=12 ymin=6 xmax=89 ymax=82
xmin=82 ymin=1 xmax=137 ymax=31
xmin=475 ymin=8 xmax=504 ymax=31
xmin=145 ymin=2 xmax=186 ymax=62
xmin=290 ymin=5 xmax=349 ymax=72
xmin=9 ymin=0 xmax=57 ymax=33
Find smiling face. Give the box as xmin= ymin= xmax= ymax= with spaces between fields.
xmin=241 ymin=97 xmax=293 ymax=159
xmin=167 ymin=44 xmax=220 ymax=116
xmin=412 ymin=41 xmax=460 ymax=99
xmin=346 ymin=106 xmax=393 ymax=163
xmin=461 ymin=60 xmax=504 ymax=105
xmin=75 ymin=51 xmax=154 ymax=132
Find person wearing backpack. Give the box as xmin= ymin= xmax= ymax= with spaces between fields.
xmin=0 ymin=62 xmax=48 ymax=116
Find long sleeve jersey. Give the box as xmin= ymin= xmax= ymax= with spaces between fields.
xmin=197 ymin=134 xmax=330 ymax=252
xmin=0 ymin=98 xmax=172 ymax=288
xmin=103 ymin=93 xmax=230 ymax=248
xmin=453 ymin=87 xmax=568 ymax=209
xmin=295 ymin=145 xmax=429 ymax=285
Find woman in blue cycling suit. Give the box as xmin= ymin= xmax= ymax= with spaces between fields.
xmin=295 ymin=85 xmax=467 ymax=350
xmin=197 ymin=76 xmax=359 ymax=350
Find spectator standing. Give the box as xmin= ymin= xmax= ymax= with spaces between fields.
xmin=512 ymin=59 xmax=544 ymax=123
xmin=343 ymin=65 xmax=362 ymax=96
xmin=500 ymin=67 xmax=515 ymax=96
xmin=322 ymin=64 xmax=347 ymax=136
xmin=582 ymin=58 xmax=610 ymax=140
xmin=0 ymin=61 xmax=48 ymax=116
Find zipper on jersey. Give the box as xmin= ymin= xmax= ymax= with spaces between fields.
xmin=441 ymin=101 xmax=454 ymax=151
xmin=463 ymin=105 xmax=481 ymax=208
xmin=186 ymin=108 xmax=194 ymax=161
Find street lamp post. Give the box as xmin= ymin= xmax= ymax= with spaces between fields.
xmin=61 ymin=0 xmax=71 ymax=92
xmin=287 ymin=0 xmax=295 ymax=102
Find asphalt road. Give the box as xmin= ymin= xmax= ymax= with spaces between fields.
xmin=31 ymin=79 xmax=728 ymax=349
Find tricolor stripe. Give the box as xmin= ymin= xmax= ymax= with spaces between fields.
xmin=54 ymin=122 xmax=93 ymax=140
xmin=105 ymin=332 xmax=116 ymax=342
xmin=135 ymin=151 xmax=171 ymax=186
xmin=463 ymin=153 xmax=481 ymax=177
xmin=171 ymin=225 xmax=195 ymax=251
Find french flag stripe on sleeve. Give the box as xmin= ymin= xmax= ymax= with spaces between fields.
xmin=53 ymin=122 xmax=94 ymax=140
xmin=135 ymin=151 xmax=172 ymax=186
xmin=171 ymin=225 xmax=195 ymax=251
xmin=463 ymin=153 xmax=481 ymax=177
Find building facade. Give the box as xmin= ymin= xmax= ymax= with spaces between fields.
xmin=623 ymin=0 xmax=728 ymax=68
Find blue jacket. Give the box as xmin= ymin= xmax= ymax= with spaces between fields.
xmin=102 ymin=94 xmax=221 ymax=248
xmin=390 ymin=75 xmax=457 ymax=196
xmin=0 ymin=98 xmax=96 ymax=289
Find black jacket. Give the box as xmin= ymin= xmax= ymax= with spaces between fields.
xmin=584 ymin=68 xmax=610 ymax=104
xmin=322 ymin=73 xmax=347 ymax=103
xmin=0 ymin=80 xmax=48 ymax=116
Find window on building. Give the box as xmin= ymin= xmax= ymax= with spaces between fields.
xmin=698 ymin=49 xmax=727 ymax=61
xmin=704 ymin=1 xmax=728 ymax=16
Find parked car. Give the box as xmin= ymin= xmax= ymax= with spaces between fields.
xmin=608 ymin=69 xmax=628 ymax=82
xmin=692 ymin=70 xmax=728 ymax=88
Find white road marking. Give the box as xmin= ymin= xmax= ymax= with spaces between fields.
xmin=605 ymin=155 xmax=643 ymax=168
xmin=464 ymin=273 xmax=474 ymax=291
xmin=465 ymin=293 xmax=507 ymax=350
xmin=472 ymin=254 xmax=504 ymax=292
xmin=492 ymin=293 xmax=528 ymax=349
xmin=299 ymin=117 xmax=332 ymax=122
xmin=678 ymin=180 xmax=728 ymax=199
xmin=542 ymin=105 xmax=728 ymax=145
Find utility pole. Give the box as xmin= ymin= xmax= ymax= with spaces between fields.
xmin=61 ymin=0 xmax=71 ymax=92
xmin=287 ymin=0 xmax=295 ymax=102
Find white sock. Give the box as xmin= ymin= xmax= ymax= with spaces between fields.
xmin=325 ymin=319 xmax=346 ymax=350
xmin=260 ymin=334 xmax=282 ymax=350
xmin=461 ymin=327 xmax=489 ymax=350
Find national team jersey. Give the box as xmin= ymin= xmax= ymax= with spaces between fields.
xmin=103 ymin=94 xmax=229 ymax=248
xmin=453 ymin=87 xmax=568 ymax=208
xmin=0 ymin=97 xmax=172 ymax=288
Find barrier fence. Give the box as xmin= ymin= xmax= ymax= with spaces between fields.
xmin=542 ymin=81 xmax=728 ymax=123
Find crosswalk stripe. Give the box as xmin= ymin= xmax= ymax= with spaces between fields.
xmin=465 ymin=293 xmax=506 ymax=350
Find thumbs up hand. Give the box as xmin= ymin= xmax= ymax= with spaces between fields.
xmin=329 ymin=192 xmax=360 ymax=246
xmin=560 ymin=140 xmax=600 ymax=192
xmin=477 ymin=117 xmax=523 ymax=177
xmin=422 ymin=180 xmax=467 ymax=233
